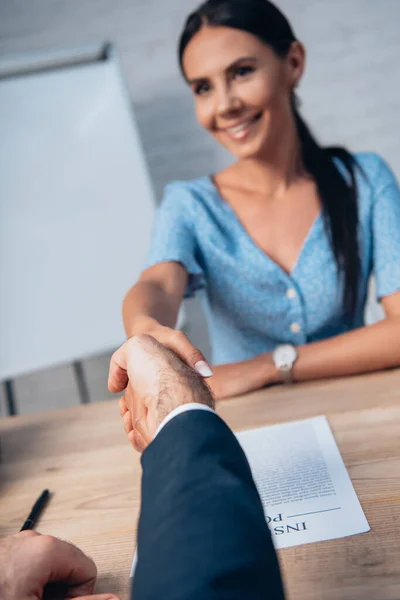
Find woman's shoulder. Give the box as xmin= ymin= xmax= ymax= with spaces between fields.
xmin=163 ymin=176 xmax=215 ymax=199
xmin=159 ymin=175 xmax=221 ymax=217
xmin=353 ymin=151 xmax=397 ymax=190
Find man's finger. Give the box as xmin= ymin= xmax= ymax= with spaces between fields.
xmin=125 ymin=382 xmax=149 ymax=439
xmin=118 ymin=396 xmax=128 ymax=417
xmin=122 ymin=410 xmax=133 ymax=435
xmin=127 ymin=429 xmax=136 ymax=450
xmin=132 ymin=416 xmax=152 ymax=453
xmin=73 ymin=594 xmax=120 ymax=600
xmin=39 ymin=536 xmax=97 ymax=596
xmin=108 ymin=343 xmax=129 ymax=393
xmin=123 ymin=382 xmax=136 ymax=415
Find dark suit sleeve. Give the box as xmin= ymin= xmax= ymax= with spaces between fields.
xmin=132 ymin=409 xmax=285 ymax=600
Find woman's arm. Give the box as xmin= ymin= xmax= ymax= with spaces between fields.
xmin=292 ymin=290 xmax=400 ymax=381
xmin=122 ymin=261 xmax=212 ymax=374
xmin=123 ymin=262 xmax=187 ymax=337
xmin=209 ymin=290 xmax=400 ymax=400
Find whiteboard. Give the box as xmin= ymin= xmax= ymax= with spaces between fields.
xmin=0 ymin=45 xmax=156 ymax=380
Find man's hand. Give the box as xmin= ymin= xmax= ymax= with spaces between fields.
xmin=0 ymin=531 xmax=119 ymax=600
xmin=108 ymin=334 xmax=215 ymax=452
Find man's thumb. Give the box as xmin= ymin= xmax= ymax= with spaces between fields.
xmin=108 ymin=342 xmax=129 ymax=393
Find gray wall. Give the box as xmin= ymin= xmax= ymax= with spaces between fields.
xmin=2 ymin=0 xmax=399 ymax=196
xmin=0 ymin=0 xmax=398 ymax=412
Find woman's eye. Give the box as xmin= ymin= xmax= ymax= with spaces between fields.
xmin=234 ymin=65 xmax=254 ymax=78
xmin=194 ymin=82 xmax=210 ymax=95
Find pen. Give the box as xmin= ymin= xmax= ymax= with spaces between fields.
xmin=20 ymin=489 xmax=51 ymax=531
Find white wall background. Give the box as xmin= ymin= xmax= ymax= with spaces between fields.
xmin=0 ymin=0 xmax=398 ymax=412
xmin=2 ymin=0 xmax=399 ymax=195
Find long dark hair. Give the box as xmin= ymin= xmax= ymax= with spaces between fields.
xmin=178 ymin=0 xmax=361 ymax=316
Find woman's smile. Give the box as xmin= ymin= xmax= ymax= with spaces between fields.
xmin=217 ymin=112 xmax=263 ymax=141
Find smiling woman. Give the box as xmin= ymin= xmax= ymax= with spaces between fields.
xmin=121 ymin=0 xmax=400 ymax=401
xmin=182 ymin=27 xmax=299 ymax=157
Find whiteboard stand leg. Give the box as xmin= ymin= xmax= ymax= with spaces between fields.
xmin=4 ymin=379 xmax=17 ymax=416
xmin=72 ymin=361 xmax=90 ymax=404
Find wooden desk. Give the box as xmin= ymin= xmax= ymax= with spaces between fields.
xmin=1 ymin=370 xmax=399 ymax=600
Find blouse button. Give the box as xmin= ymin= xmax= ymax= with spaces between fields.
xmin=286 ymin=288 xmax=297 ymax=299
xmin=290 ymin=322 xmax=301 ymax=334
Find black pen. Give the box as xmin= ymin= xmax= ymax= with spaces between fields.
xmin=20 ymin=489 xmax=51 ymax=531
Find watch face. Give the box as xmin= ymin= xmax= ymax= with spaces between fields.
xmin=274 ymin=344 xmax=297 ymax=368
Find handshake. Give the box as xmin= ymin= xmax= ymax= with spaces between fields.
xmin=0 ymin=335 xmax=215 ymax=600
xmin=0 ymin=334 xmax=284 ymax=600
xmin=0 ymin=334 xmax=283 ymax=600
xmin=108 ymin=334 xmax=215 ymax=452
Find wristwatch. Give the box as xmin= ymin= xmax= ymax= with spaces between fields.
xmin=272 ymin=344 xmax=298 ymax=383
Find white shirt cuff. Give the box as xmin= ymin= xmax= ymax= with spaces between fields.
xmin=154 ymin=403 xmax=215 ymax=438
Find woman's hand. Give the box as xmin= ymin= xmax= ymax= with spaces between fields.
xmin=207 ymin=353 xmax=279 ymax=400
xmin=129 ymin=316 xmax=213 ymax=377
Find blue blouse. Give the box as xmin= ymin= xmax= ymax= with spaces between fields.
xmin=145 ymin=153 xmax=400 ymax=365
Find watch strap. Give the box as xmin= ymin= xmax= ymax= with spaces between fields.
xmin=280 ymin=365 xmax=294 ymax=384
xmin=272 ymin=344 xmax=298 ymax=384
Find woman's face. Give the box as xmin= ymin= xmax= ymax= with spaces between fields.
xmin=182 ymin=26 xmax=305 ymax=160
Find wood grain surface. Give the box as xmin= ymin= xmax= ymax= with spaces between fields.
xmin=1 ymin=369 xmax=399 ymax=600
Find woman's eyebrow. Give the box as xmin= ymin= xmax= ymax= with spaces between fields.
xmin=188 ymin=75 xmax=208 ymax=86
xmin=227 ymin=56 xmax=257 ymax=69
xmin=187 ymin=56 xmax=257 ymax=85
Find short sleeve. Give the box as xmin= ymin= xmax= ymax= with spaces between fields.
xmin=372 ymin=156 xmax=400 ymax=299
xmin=145 ymin=182 xmax=205 ymax=298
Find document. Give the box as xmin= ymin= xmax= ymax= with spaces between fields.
xmin=131 ymin=414 xmax=369 ymax=575
xmin=236 ymin=415 xmax=370 ymax=549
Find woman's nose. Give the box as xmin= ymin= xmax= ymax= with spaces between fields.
xmin=215 ymin=84 xmax=242 ymax=117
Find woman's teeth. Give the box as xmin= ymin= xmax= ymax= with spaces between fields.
xmin=224 ymin=114 xmax=260 ymax=139
xmin=227 ymin=120 xmax=253 ymax=134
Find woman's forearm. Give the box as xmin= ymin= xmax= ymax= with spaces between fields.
xmin=210 ymin=317 xmax=400 ymax=400
xmin=122 ymin=281 xmax=180 ymax=337
xmin=292 ymin=317 xmax=400 ymax=382
xmin=208 ymin=354 xmax=271 ymax=400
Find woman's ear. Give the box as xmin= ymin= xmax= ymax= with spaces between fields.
xmin=286 ymin=41 xmax=306 ymax=90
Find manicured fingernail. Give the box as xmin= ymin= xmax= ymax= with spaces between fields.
xmin=194 ymin=360 xmax=213 ymax=378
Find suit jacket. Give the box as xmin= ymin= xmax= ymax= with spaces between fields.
xmin=132 ymin=409 xmax=285 ymax=599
